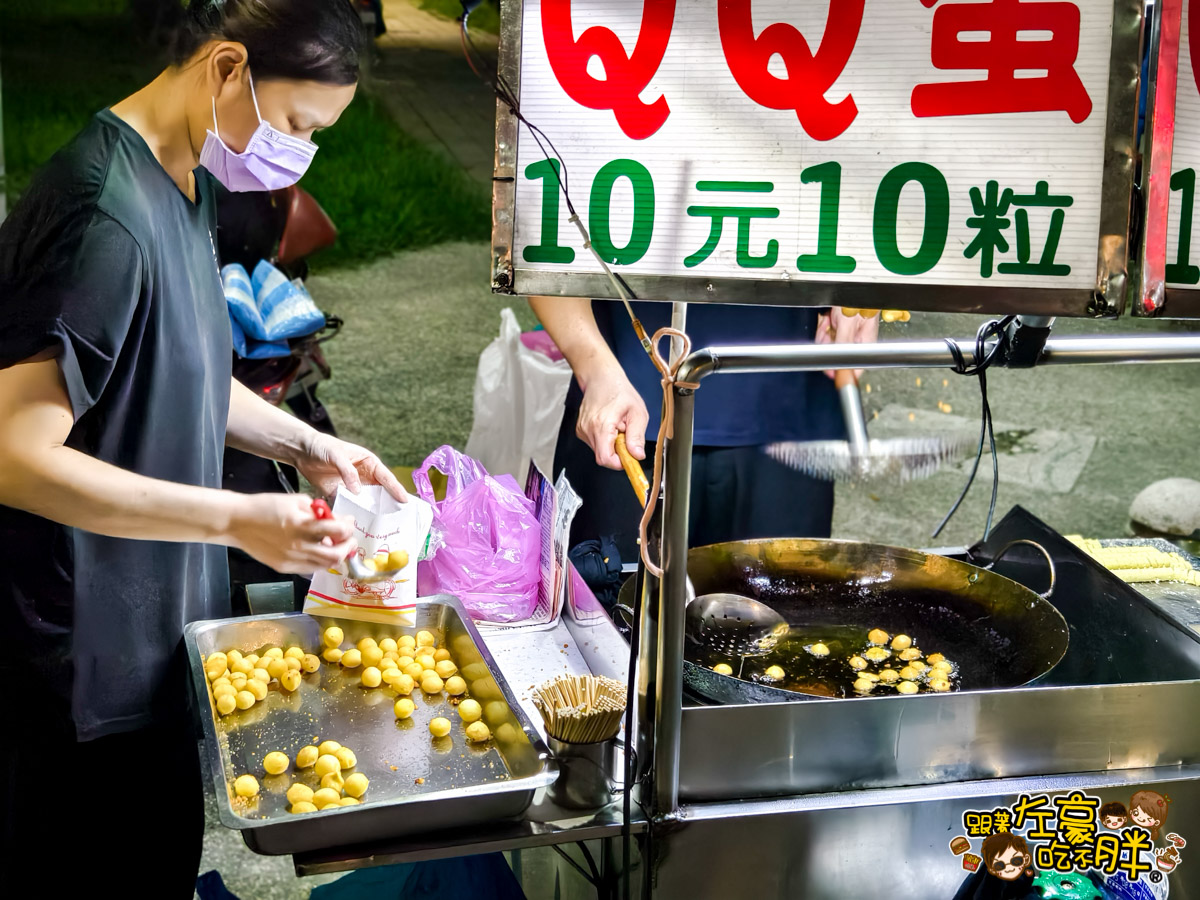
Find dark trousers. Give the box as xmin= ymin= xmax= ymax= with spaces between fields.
xmin=0 ymin=708 xmax=204 ymax=896
xmin=554 ymin=410 xmax=836 ymax=565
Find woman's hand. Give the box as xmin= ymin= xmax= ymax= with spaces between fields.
xmin=815 ymin=307 xmax=881 ymax=381
xmin=293 ymin=433 xmax=407 ymax=502
xmin=577 ymin=366 xmax=650 ymax=470
xmin=227 ymin=493 xmax=357 ymax=574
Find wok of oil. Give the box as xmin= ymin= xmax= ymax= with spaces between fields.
xmin=693 ymin=624 xmax=960 ymax=699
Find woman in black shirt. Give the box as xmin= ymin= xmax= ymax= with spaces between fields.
xmin=0 ymin=1 xmax=401 ymax=891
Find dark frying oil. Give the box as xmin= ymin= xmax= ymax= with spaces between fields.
xmin=695 ymin=624 xmax=959 ymax=698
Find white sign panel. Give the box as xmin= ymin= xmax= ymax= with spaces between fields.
xmin=512 ymin=0 xmax=1116 ymax=293
xmin=1166 ymin=0 xmax=1200 ymax=291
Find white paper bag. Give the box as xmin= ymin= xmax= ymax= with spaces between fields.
xmin=465 ymin=308 xmax=572 ymax=482
xmin=304 ymin=485 xmax=434 ymax=626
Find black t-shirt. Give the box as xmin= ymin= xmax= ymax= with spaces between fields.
xmin=0 ymin=110 xmax=232 ymax=740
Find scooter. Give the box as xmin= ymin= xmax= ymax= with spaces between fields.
xmin=215 ymin=184 xmax=342 ymax=612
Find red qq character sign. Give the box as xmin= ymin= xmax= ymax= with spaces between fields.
xmin=718 ymin=0 xmax=865 ymax=141
xmin=912 ymin=0 xmax=1092 ymax=124
xmin=541 ymin=0 xmax=677 ymax=140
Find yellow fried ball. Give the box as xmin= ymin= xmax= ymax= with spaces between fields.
xmin=312 ymin=788 xmax=342 ymax=808
xmin=863 ymin=647 xmax=891 ymax=662
xmin=403 ymin=663 xmax=425 ymax=680
xmin=379 ymin=637 xmax=398 ymax=653
xmin=421 ymin=674 xmax=445 ymax=694
xmin=290 ymin=801 xmax=318 ymax=814
xmin=317 ymin=740 xmax=342 ymax=756
xmin=868 ymin=628 xmax=890 ymax=645
xmin=929 ymin=678 xmax=952 ymax=692
xmin=230 ymin=672 xmax=248 ymax=690
xmin=320 ymin=771 xmax=344 ymax=791
xmin=343 ymin=772 xmax=369 ymax=798
xmin=457 ymin=699 xmax=483 ymax=723
xmin=340 ymin=649 xmax=362 ymax=668
xmin=393 ymin=673 xmax=417 ymax=695
xmin=339 ymin=797 xmax=361 ymax=806
xmin=231 ymin=658 xmax=254 ymax=676
xmin=396 ymin=655 xmax=415 ymax=669
xmin=857 ymin=671 xmax=880 ymax=682
xmin=394 ymin=698 xmax=416 ymax=719
xmin=927 ymin=653 xmax=946 ymax=664
xmin=261 ymin=647 xmax=282 ymax=660
xmin=251 ymin=667 xmax=270 ymax=684
xmin=416 ymin=630 xmax=436 ymax=648
xmin=434 ymin=659 xmax=458 ymax=679
xmin=879 ymin=669 xmax=900 ymax=684
xmin=300 ymin=652 xmax=321 ymax=674
xmin=387 ymin=549 xmax=409 ymax=571
xmin=266 ymin=658 xmax=289 ymax=680
xmin=891 ymin=634 xmax=913 ymax=651
xmin=356 ymin=636 xmax=377 ymax=653
xmin=808 ymin=643 xmax=830 ymax=657
xmin=849 ymin=656 xmax=867 ymax=671
xmin=226 ymin=650 xmax=243 ymax=664
xmin=763 ymin=665 xmax=785 ymax=681
xmin=898 ymin=648 xmax=923 ymax=661
xmin=322 ymin=647 xmax=344 ymax=664
xmin=379 ymin=657 xmax=399 ymax=672
xmin=286 ymin=783 xmax=314 ymax=806
xmin=295 ymin=746 xmax=319 ymax=769
xmin=216 ymin=694 xmax=237 ymax=716
xmin=429 ymin=717 xmax=452 ymax=737
xmin=244 ymin=654 xmax=260 ymax=667
xmin=416 ymin=654 xmax=436 ymax=671
xmin=335 ymin=747 xmax=357 ymax=770
xmin=362 ymin=646 xmax=384 ymax=668
xmin=361 ymin=666 xmax=382 ymax=688
xmin=213 ymin=683 xmax=237 ymax=700
xmin=211 ymin=675 xmax=231 ymax=689
xmin=262 ymin=751 xmax=290 ymax=775
xmin=465 ymin=721 xmax=492 ymax=743
xmin=246 ymin=679 xmax=268 ymax=702
xmin=444 ymin=675 xmax=467 ymax=695
xmin=234 ymin=774 xmax=260 ymax=798
xmin=398 ymin=634 xmax=417 ymax=649
xmin=433 ymin=648 xmax=452 ymax=662
xmin=284 ymin=646 xmax=305 ymax=661
xmin=323 ymin=626 xmax=344 ymax=648
xmin=314 ymin=754 xmax=341 ymax=778
xmin=235 ymin=690 xmax=256 ymax=710
xmin=280 ymin=670 xmax=302 ymax=692
xmin=853 ymin=678 xmax=875 ymax=693
xmin=897 ymin=680 xmax=919 ymax=694
xmin=898 ymin=666 xmax=919 ymax=681
xmin=932 ymin=660 xmax=953 ymax=673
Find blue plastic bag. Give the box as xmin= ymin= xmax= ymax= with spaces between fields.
xmin=221 ymin=260 xmax=325 ymax=354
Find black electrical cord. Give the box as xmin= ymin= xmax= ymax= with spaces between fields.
xmin=931 ymin=316 xmax=1015 ymax=542
xmin=577 ymin=841 xmax=602 ymax=887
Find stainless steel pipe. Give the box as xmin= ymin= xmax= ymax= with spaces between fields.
xmin=644 ymin=332 xmax=1200 ymax=822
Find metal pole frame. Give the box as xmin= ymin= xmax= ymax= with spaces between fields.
xmin=640 ymin=332 xmax=1200 ymax=822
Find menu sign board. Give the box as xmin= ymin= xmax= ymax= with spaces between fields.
xmin=492 ymin=0 xmax=1141 ymax=315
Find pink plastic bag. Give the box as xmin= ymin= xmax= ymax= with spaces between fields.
xmin=413 ymin=446 xmax=541 ymax=624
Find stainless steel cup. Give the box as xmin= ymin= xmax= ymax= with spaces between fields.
xmin=547 ymin=735 xmax=616 ymax=810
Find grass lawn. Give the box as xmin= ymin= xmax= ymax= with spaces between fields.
xmin=1 ymin=0 xmax=489 ymax=269
xmin=417 ymin=0 xmax=500 ymax=34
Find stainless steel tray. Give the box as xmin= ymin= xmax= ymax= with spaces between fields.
xmin=185 ymin=596 xmax=557 ymax=855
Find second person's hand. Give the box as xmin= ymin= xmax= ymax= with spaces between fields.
xmin=577 ymin=366 xmax=650 ymax=470
xmin=226 ymin=493 xmax=357 ymax=575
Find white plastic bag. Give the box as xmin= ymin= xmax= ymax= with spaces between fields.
xmin=465 ymin=308 xmax=572 ymax=482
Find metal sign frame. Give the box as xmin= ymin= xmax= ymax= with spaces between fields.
xmin=1136 ymin=0 xmax=1200 ymax=318
xmin=492 ymin=0 xmax=1145 ymax=317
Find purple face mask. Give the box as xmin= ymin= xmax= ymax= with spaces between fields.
xmin=199 ymin=73 xmax=317 ymax=192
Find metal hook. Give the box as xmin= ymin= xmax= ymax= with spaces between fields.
xmin=983 ymin=539 xmax=1057 ymax=600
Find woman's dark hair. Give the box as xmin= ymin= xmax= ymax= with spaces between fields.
xmin=172 ymin=0 xmax=363 ymax=84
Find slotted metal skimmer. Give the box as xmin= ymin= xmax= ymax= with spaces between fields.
xmin=684 ymin=592 xmax=790 ymax=666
